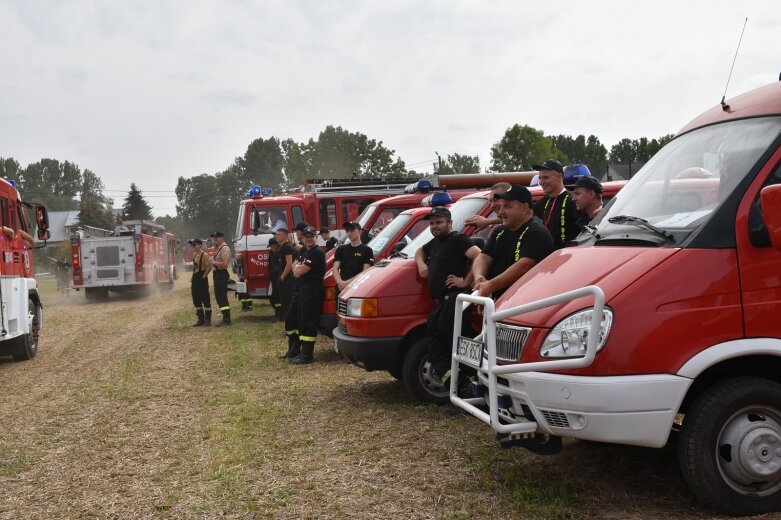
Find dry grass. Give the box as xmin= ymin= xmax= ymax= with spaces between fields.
xmin=0 ymin=279 xmax=752 ymax=519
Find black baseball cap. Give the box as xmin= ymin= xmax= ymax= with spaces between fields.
xmin=319 ymin=227 xmax=330 ymax=234
xmin=566 ymin=175 xmax=603 ymax=194
xmin=302 ymin=226 xmax=318 ymax=236
xmin=425 ymin=206 xmax=451 ymax=220
xmin=211 ymin=231 xmax=224 ymax=238
xmin=294 ymin=222 xmax=309 ymax=232
xmin=532 ymin=159 xmax=564 ymax=174
xmin=343 ymin=221 xmax=361 ymax=231
xmin=268 ymin=237 xmax=279 ymax=246
xmin=493 ymin=184 xmax=533 ymax=205
xmin=190 ymin=238 xmax=202 ymax=245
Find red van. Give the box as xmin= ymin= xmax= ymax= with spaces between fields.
xmin=334 ymin=182 xmax=626 ymax=400
xmin=450 ymin=81 xmax=781 ymax=516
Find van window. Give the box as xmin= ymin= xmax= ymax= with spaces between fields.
xmin=291 ymin=206 xmax=305 ymax=228
xmin=319 ymin=199 xmax=337 ymax=228
xmin=749 ymin=162 xmax=781 ymax=247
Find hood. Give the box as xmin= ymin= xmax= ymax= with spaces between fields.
xmin=497 ymin=247 xmax=679 ymax=327
xmin=338 ymin=258 xmax=425 ymax=299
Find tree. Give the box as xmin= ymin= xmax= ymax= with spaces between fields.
xmin=78 ymin=169 xmax=115 ymax=230
xmin=241 ymin=137 xmax=285 ymax=190
xmin=0 ymin=157 xmax=21 ymax=180
xmin=489 ymin=125 xmax=565 ymax=172
xmin=17 ymin=158 xmax=82 ymax=210
xmin=122 ymin=183 xmax=153 ymax=221
xmin=434 ymin=153 xmax=481 ymax=175
xmin=281 ymin=138 xmax=310 ymax=188
xmin=306 ymin=126 xmax=406 ymax=180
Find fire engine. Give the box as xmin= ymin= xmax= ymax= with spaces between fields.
xmin=70 ymin=220 xmax=177 ymax=299
xmin=449 ymin=81 xmax=781 ymax=515
xmin=0 ymin=178 xmax=49 ymax=361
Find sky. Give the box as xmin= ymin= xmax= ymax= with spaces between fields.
xmin=1 ymin=0 xmax=778 ymax=217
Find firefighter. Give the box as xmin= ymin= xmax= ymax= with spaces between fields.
xmin=190 ymin=238 xmax=212 ymax=326
xmin=210 ymin=231 xmax=232 ymax=327
xmin=267 ymin=237 xmax=284 ymax=321
xmin=319 ymin=227 xmax=338 ymax=252
xmin=275 ymin=228 xmax=295 ymax=324
xmin=280 ymin=226 xmax=326 ymax=365
xmin=333 ymin=221 xmax=373 ymax=291
xmin=532 ymin=159 xmax=580 ymax=249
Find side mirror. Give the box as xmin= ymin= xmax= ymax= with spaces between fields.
xmin=250 ymin=208 xmax=261 ymax=235
xmin=34 ymin=205 xmax=49 ymax=241
xmin=761 ymin=184 xmax=781 ymax=250
xmin=391 ymin=241 xmax=406 ymax=254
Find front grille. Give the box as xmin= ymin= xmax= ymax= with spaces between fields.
xmin=337 ymin=298 xmax=348 ymax=316
xmin=495 ymin=324 xmax=530 ymax=362
xmin=338 ymin=322 xmax=347 ymax=335
xmin=97 ymin=269 xmax=119 ymax=279
xmin=540 ymin=409 xmax=570 ymax=429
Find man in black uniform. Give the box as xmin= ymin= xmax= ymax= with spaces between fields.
xmin=319 ymin=227 xmax=339 ymax=252
xmin=267 ymin=237 xmax=284 ymax=321
xmin=276 ymin=228 xmax=295 ymax=328
xmin=211 ymin=231 xmax=233 ymax=327
xmin=566 ymin=175 xmax=604 ymax=230
xmin=532 ymin=159 xmax=580 ymax=249
xmin=415 ymin=207 xmax=482 ymax=394
xmin=282 ymin=226 xmax=326 ymax=365
xmin=190 ymin=238 xmax=212 ymax=326
xmin=333 ymin=221 xmax=373 ymax=291
xmin=473 ymin=185 xmax=555 ymax=299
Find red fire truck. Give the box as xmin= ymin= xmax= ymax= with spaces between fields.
xmin=333 ymin=181 xmax=625 ymax=401
xmin=320 ymin=172 xmax=539 ymax=335
xmin=70 ymin=220 xmax=177 ymax=299
xmin=0 ymin=178 xmax=50 ymax=360
xmin=448 ymin=81 xmax=781 ymax=516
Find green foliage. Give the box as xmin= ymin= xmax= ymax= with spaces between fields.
xmin=608 ymin=134 xmax=674 ymax=165
xmin=305 ymin=126 xmax=406 ymax=181
xmin=122 ymin=183 xmax=153 ymax=221
xmin=550 ymin=134 xmax=609 ymax=177
xmin=0 ymin=157 xmax=21 ymax=180
xmin=489 ymin=125 xmax=565 ymax=172
xmin=241 ymin=137 xmax=285 ymax=189
xmin=435 ymin=153 xmax=481 ymax=175
xmin=78 ymin=169 xmax=115 ymax=230
xmin=17 ymin=158 xmax=82 ymax=210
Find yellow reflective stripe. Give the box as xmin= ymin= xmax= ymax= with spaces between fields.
xmin=220 ymin=306 xmax=231 ymax=311
xmin=286 ymin=330 xmax=299 ymax=335
xmin=203 ymin=307 xmax=211 ymax=311
xmin=299 ymin=335 xmax=317 ymax=342
xmin=240 ymin=298 xmax=252 ymax=302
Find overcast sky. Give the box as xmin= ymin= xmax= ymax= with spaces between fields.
xmin=1 ymin=0 xmax=778 ymax=216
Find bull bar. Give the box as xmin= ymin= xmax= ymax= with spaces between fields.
xmin=449 ymin=285 xmax=606 ymax=435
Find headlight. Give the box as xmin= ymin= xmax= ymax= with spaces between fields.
xmin=345 ymin=297 xmax=378 ymax=318
xmin=540 ymin=307 xmax=613 ymax=358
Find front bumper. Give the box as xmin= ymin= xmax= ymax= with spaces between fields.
xmin=473 ymin=370 xmax=691 ymax=448
xmin=332 ymin=327 xmax=402 ymax=372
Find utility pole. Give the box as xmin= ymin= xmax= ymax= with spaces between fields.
xmin=435 ymin=151 xmax=442 ymax=173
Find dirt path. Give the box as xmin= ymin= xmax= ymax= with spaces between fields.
xmin=0 ymin=282 xmax=747 ymax=519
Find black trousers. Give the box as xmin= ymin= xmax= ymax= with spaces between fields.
xmin=213 ymin=269 xmax=230 ymax=312
xmin=284 ymin=283 xmax=323 ymax=343
xmin=426 ymin=293 xmax=473 ymax=377
xmin=279 ymin=276 xmax=294 ymax=316
xmin=191 ymin=272 xmax=211 ymax=310
xmin=269 ymin=272 xmax=282 ymax=311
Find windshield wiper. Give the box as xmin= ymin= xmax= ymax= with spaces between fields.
xmin=607 ymin=215 xmax=674 ymax=240
xmin=582 ymin=224 xmax=601 ymax=240
xmin=390 ymin=251 xmax=408 ymax=259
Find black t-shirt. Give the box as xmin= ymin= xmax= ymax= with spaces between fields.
xmin=268 ymin=250 xmax=282 ymax=275
xmin=421 ymin=231 xmax=475 ymax=299
xmin=279 ymin=243 xmax=294 ymax=271
xmin=483 ymin=218 xmax=554 ymax=299
xmin=534 ymin=191 xmax=580 ymax=249
xmin=334 ymin=243 xmax=374 ymax=281
xmin=325 ymin=236 xmax=339 ymax=252
xmin=300 ymin=246 xmax=326 ymax=285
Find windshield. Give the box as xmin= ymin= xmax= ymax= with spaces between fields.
xmin=357 ymin=203 xmax=379 ymax=229
xmin=399 ymin=197 xmax=489 ymax=257
xmin=248 ymin=206 xmax=290 ymax=235
xmin=597 ymin=117 xmax=781 ymax=242
xmin=367 ymin=213 xmax=412 ymax=255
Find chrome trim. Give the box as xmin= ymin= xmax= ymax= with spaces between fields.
xmin=495 ymin=323 xmax=530 ymax=362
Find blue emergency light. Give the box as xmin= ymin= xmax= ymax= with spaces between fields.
xmin=563 ymin=164 xmax=591 ymax=184
xmin=422 ymin=191 xmax=452 ymax=207
xmin=248 ymin=185 xmax=264 ymax=198
xmin=262 ymin=187 xmax=273 ymax=196
xmin=5 ymin=179 xmax=16 ymax=188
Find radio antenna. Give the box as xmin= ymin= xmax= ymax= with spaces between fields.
xmin=721 ymin=17 xmax=748 ymax=112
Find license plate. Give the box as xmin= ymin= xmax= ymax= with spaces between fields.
xmin=457 ymin=337 xmax=484 ymax=368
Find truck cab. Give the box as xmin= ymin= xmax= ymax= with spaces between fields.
xmin=450 ymin=81 xmax=781 ymax=516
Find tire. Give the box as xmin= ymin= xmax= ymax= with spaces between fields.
xmin=678 ymin=376 xmax=781 ymax=516
xmin=13 ymin=299 xmax=40 ymax=361
xmin=401 ymin=337 xmax=449 ymax=404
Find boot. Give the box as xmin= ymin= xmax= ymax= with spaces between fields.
xmin=216 ymin=309 xmax=231 ymax=327
xmin=290 ymin=341 xmax=314 ymax=365
xmin=204 ymin=309 xmax=212 ymax=326
xmin=192 ymin=309 xmax=205 ymax=327
xmin=241 ymin=300 xmax=252 ymax=312
xmin=279 ymin=335 xmax=300 ymax=359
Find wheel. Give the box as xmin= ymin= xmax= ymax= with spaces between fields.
xmin=401 ymin=337 xmax=449 ymax=404
xmin=12 ymin=299 xmax=40 ymax=361
xmin=678 ymin=376 xmax=781 ymax=516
